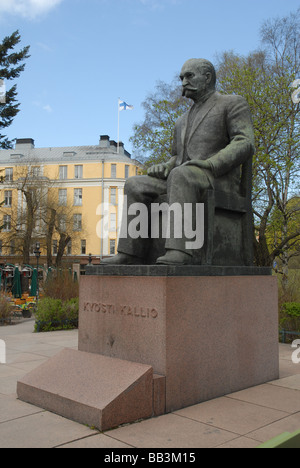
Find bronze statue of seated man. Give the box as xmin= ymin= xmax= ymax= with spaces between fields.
xmin=102 ymin=58 xmax=255 ymax=266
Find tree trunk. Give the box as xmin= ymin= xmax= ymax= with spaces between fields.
xmin=46 ymin=209 xmax=56 ymax=268
xmin=22 ymin=192 xmax=35 ymax=265
xmin=55 ymin=233 xmax=71 ymax=268
xmin=254 ymin=233 xmax=273 ymax=267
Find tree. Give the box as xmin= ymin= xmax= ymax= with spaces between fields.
xmin=217 ymin=8 xmax=300 ymax=274
xmin=0 ymin=162 xmax=52 ymax=264
xmin=0 ymin=163 xmax=85 ymax=267
xmin=268 ymin=196 xmax=300 ymax=287
xmin=0 ymin=31 xmax=30 ymax=149
xmin=130 ymin=78 xmax=191 ymax=170
xmin=43 ymin=189 xmax=81 ymax=268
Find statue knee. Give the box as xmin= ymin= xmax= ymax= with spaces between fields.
xmin=168 ymin=166 xmax=190 ymax=184
xmin=124 ymin=176 xmax=140 ymax=196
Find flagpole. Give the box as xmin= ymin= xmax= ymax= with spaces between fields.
xmin=117 ymin=98 xmax=120 ymax=154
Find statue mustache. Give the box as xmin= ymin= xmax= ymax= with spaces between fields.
xmin=182 ymin=86 xmax=198 ymax=96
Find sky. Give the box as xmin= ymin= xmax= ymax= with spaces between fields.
xmin=0 ymin=0 xmax=299 ymax=156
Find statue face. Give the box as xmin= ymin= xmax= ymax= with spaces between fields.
xmin=180 ymin=60 xmax=212 ymax=102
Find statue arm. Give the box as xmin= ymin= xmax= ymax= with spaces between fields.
xmin=183 ymin=96 xmax=255 ymax=177
xmin=207 ymin=96 xmax=255 ymax=178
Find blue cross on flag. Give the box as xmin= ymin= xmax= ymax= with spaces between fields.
xmin=119 ymin=99 xmax=134 ymax=111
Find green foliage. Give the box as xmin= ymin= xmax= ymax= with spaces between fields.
xmin=0 ymin=30 xmax=30 ymax=149
xmin=34 ymin=297 xmax=79 ymax=332
xmin=278 ymin=269 xmax=300 ymax=304
xmin=216 ymin=10 xmax=300 ymax=268
xmin=278 ymin=270 xmax=300 ymax=336
xmin=282 ymin=302 xmax=300 ymax=318
xmin=35 ymin=270 xmax=79 ymax=332
xmin=280 ymin=302 xmax=300 ymax=332
xmin=268 ymin=198 xmax=300 ymax=260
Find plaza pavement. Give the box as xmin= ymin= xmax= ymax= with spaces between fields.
xmin=0 ymin=319 xmax=300 ymax=448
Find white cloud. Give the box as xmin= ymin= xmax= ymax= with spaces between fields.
xmin=36 ymin=42 xmax=53 ymax=52
xmin=0 ymin=0 xmax=64 ymax=19
xmin=32 ymin=100 xmax=53 ymax=113
xmin=43 ymin=104 xmax=53 ymax=113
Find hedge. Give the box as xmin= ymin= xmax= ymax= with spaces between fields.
xmin=34 ymin=297 xmax=79 ymax=332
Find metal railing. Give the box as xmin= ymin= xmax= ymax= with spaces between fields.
xmin=279 ymin=329 xmax=300 ymax=343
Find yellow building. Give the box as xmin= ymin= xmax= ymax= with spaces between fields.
xmin=0 ymin=136 xmax=141 ymax=266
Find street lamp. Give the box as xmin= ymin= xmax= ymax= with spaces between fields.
xmin=34 ymin=242 xmax=41 ymax=302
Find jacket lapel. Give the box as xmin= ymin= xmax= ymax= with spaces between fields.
xmin=180 ymin=112 xmax=189 ymax=146
xmin=187 ymin=92 xmax=218 ymax=144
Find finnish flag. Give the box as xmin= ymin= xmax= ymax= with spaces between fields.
xmin=119 ymin=99 xmax=134 ymax=111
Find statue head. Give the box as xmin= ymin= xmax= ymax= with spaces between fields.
xmin=180 ymin=58 xmax=216 ymax=102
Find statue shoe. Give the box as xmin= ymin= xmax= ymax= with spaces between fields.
xmin=156 ymin=250 xmax=192 ymax=265
xmin=101 ymin=253 xmax=144 ymax=265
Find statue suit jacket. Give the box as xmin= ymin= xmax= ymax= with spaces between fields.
xmin=171 ymin=91 xmax=255 ymax=193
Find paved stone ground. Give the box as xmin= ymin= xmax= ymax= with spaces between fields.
xmin=0 ymin=320 xmax=300 ymax=448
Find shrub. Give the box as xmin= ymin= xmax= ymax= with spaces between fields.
xmin=0 ymin=295 xmax=11 ymax=324
xmin=34 ymin=297 xmax=79 ymax=332
xmin=280 ymin=302 xmax=300 ymax=332
xmin=278 ymin=270 xmax=300 ymax=307
xmin=43 ymin=270 xmax=79 ymax=302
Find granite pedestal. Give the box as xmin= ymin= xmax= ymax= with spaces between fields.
xmin=17 ymin=265 xmax=279 ymax=429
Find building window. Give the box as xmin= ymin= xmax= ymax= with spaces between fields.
xmin=59 ymin=166 xmax=68 ymax=180
xmin=110 ymin=213 xmax=116 ymax=232
xmin=110 ymin=239 xmax=116 ymax=255
xmin=59 ymin=189 xmax=67 ymax=206
xmin=75 ymin=165 xmax=83 ymax=179
xmin=110 ymin=187 xmax=117 ymax=205
xmin=67 ymin=240 xmax=72 ymax=256
xmin=125 ymin=165 xmax=129 ymax=179
xmin=81 ymin=240 xmax=86 ymax=255
xmin=111 ymin=164 xmax=116 ymax=178
xmin=10 ymin=240 xmax=15 ymax=256
xmin=32 ymin=166 xmax=41 ymax=177
xmin=4 ymin=190 xmax=12 ymax=207
xmin=74 ymin=188 xmax=82 ymax=206
xmin=73 ymin=214 xmax=82 ymax=231
xmin=58 ymin=215 xmax=66 ymax=232
xmin=5 ymin=168 xmax=13 ymax=182
xmin=3 ymin=215 xmax=11 ymax=231
xmin=53 ymin=240 xmax=58 ymax=255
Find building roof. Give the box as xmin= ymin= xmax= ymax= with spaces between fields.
xmin=0 ymin=136 xmax=136 ymax=165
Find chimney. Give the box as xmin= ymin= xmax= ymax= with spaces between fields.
xmin=118 ymin=141 xmax=125 ymax=154
xmin=99 ymin=135 xmax=110 ymax=148
xmin=15 ymin=138 xmax=35 ymax=149
xmin=110 ymin=140 xmax=118 ymax=151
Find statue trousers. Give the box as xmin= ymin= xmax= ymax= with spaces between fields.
xmin=118 ymin=165 xmax=212 ymax=259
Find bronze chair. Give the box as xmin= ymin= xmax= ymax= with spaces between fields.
xmin=203 ymin=157 xmax=254 ymax=266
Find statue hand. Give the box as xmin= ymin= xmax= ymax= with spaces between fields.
xmin=147 ymin=163 xmax=170 ymax=180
